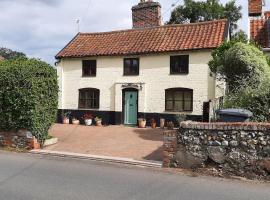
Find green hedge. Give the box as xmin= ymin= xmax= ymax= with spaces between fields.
xmin=0 ymin=58 xmax=58 ymax=143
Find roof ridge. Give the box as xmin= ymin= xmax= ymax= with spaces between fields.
xmin=79 ymin=19 xmax=228 ymax=36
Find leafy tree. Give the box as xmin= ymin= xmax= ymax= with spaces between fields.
xmin=209 ymin=42 xmax=270 ymax=92
xmin=167 ymin=0 xmax=242 ymax=36
xmin=0 ymin=47 xmax=26 ymax=60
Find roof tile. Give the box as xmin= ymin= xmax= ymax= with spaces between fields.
xmin=56 ymin=19 xmax=228 ymax=58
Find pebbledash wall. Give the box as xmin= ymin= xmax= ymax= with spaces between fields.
xmin=163 ymin=122 xmax=270 ymax=180
xmin=57 ymin=50 xmax=220 ymax=124
xmin=0 ymin=130 xmax=40 ymax=150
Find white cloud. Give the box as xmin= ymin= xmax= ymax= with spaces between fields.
xmin=0 ymin=0 xmax=268 ymax=64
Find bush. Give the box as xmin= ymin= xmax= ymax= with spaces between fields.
xmin=210 ymin=42 xmax=270 ymax=92
xmin=224 ymin=78 xmax=270 ymax=122
xmin=0 ymin=58 xmax=58 ymax=143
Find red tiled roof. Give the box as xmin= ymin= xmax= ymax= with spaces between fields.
xmin=56 ymin=19 xmax=228 ymax=58
xmin=250 ymin=18 xmax=269 ymax=48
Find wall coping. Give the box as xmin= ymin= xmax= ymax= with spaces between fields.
xmin=180 ymin=121 xmax=270 ymax=131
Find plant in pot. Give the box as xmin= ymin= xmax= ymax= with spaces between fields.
xmin=138 ymin=118 xmax=146 ymax=128
xmin=83 ymin=112 xmax=93 ymax=126
xmin=95 ymin=116 xmax=102 ymax=126
xmin=167 ymin=121 xmax=174 ymax=130
xmin=150 ymin=118 xmax=157 ymax=129
xmin=62 ymin=111 xmax=71 ymax=124
xmin=72 ymin=117 xmax=80 ymax=125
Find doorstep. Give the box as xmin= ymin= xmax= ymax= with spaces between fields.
xmin=30 ymin=149 xmax=162 ymax=168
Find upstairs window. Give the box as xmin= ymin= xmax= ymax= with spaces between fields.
xmin=170 ymin=55 xmax=189 ymax=74
xmin=82 ymin=60 xmax=96 ymax=77
xmin=79 ymin=88 xmax=100 ymax=109
xmin=124 ymin=58 xmax=139 ymax=76
xmin=165 ymin=88 xmax=193 ymax=112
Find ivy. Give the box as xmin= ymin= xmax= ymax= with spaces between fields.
xmin=0 ymin=58 xmax=58 ymax=144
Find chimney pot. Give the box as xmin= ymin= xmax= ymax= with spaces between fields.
xmin=248 ymin=0 xmax=262 ymax=17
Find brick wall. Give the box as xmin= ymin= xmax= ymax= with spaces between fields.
xmin=0 ymin=130 xmax=40 ymax=150
xmin=132 ymin=1 xmax=161 ymax=29
xmin=163 ymin=121 xmax=270 ymax=180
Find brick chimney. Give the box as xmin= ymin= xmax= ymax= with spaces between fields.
xmin=132 ymin=0 xmax=162 ymax=29
xmin=248 ymin=0 xmax=263 ymax=17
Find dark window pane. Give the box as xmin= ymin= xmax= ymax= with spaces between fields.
xmin=165 ymin=88 xmax=193 ymax=112
xmin=170 ymin=55 xmax=189 ymax=74
xmin=79 ymin=88 xmax=100 ymax=109
xmin=82 ymin=60 xmax=97 ymax=76
xmin=124 ymin=58 xmax=139 ymax=75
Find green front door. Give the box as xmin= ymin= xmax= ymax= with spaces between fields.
xmin=124 ymin=91 xmax=138 ymax=125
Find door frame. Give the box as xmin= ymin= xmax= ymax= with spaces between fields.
xmin=122 ymin=88 xmax=139 ymax=125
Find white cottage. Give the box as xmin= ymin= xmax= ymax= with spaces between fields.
xmin=56 ymin=0 xmax=228 ymax=125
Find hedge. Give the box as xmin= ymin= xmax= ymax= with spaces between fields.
xmin=0 ymin=58 xmax=58 ymax=143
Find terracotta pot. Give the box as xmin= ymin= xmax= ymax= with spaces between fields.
xmin=96 ymin=120 xmax=102 ymax=126
xmin=63 ymin=117 xmax=70 ymax=124
xmin=160 ymin=118 xmax=165 ymax=129
xmin=138 ymin=119 xmax=146 ymax=128
xmin=85 ymin=119 xmax=92 ymax=126
xmin=72 ymin=120 xmax=80 ymax=125
xmin=151 ymin=122 xmax=157 ymax=129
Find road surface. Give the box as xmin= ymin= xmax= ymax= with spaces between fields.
xmin=0 ymin=151 xmax=269 ymax=200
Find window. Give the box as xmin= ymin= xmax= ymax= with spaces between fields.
xmin=170 ymin=55 xmax=189 ymax=74
xmin=124 ymin=58 xmax=139 ymax=76
xmin=165 ymin=88 xmax=193 ymax=112
xmin=82 ymin=60 xmax=96 ymax=77
xmin=79 ymin=88 xmax=100 ymax=109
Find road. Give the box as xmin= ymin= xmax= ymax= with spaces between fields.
xmin=0 ymin=152 xmax=269 ymax=200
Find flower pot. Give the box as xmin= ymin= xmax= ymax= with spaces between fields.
xmin=72 ymin=120 xmax=80 ymax=125
xmin=138 ymin=119 xmax=146 ymax=128
xmin=63 ymin=117 xmax=70 ymax=124
xmin=85 ymin=119 xmax=92 ymax=126
xmin=96 ymin=120 xmax=102 ymax=126
xmin=160 ymin=118 xmax=165 ymax=129
xmin=151 ymin=122 xmax=157 ymax=129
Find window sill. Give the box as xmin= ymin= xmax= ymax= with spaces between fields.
xmin=123 ymin=74 xmax=140 ymax=76
xmin=81 ymin=76 xmax=96 ymax=78
xmin=169 ymin=73 xmax=189 ymax=75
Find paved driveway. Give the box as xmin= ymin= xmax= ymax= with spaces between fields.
xmin=46 ymin=124 xmax=163 ymax=162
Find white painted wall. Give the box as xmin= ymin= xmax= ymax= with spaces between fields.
xmin=58 ymin=51 xmax=216 ymax=116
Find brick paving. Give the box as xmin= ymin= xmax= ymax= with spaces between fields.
xmin=46 ymin=124 xmax=163 ymax=162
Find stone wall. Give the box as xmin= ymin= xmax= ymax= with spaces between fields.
xmin=163 ymin=122 xmax=270 ymax=180
xmin=0 ymin=130 xmax=40 ymax=150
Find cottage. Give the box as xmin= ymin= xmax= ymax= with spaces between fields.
xmin=249 ymin=0 xmax=270 ymax=56
xmin=56 ymin=0 xmax=228 ymax=125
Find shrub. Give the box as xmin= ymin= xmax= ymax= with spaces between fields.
xmin=0 ymin=58 xmax=58 ymax=143
xmin=209 ymin=42 xmax=270 ymax=92
xmin=224 ymin=78 xmax=270 ymax=122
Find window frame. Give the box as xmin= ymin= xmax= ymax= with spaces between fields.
xmin=82 ymin=60 xmax=97 ymax=77
xmin=78 ymin=88 xmax=100 ymax=109
xmin=123 ymin=58 xmax=140 ymax=76
xmin=165 ymin=88 xmax=193 ymax=112
xmin=170 ymin=55 xmax=189 ymax=75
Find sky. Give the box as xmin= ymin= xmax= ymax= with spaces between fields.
xmin=0 ymin=0 xmax=269 ymax=64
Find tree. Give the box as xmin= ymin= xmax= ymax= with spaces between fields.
xmin=0 ymin=47 xmax=26 ymax=60
xmin=167 ymin=0 xmax=242 ymax=36
xmin=209 ymin=42 xmax=270 ymax=92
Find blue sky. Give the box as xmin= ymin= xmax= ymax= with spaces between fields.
xmin=0 ymin=0 xmax=269 ymax=64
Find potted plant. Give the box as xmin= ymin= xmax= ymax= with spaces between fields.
xmin=72 ymin=117 xmax=80 ymax=125
xmin=95 ymin=116 xmax=102 ymax=126
xmin=167 ymin=121 xmax=174 ymax=130
xmin=160 ymin=118 xmax=165 ymax=129
xmin=150 ymin=118 xmax=157 ymax=129
xmin=82 ymin=112 xmax=93 ymax=126
xmin=62 ymin=111 xmax=71 ymax=124
xmin=138 ymin=118 xmax=146 ymax=128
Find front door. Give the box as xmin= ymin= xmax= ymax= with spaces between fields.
xmin=124 ymin=91 xmax=138 ymax=125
